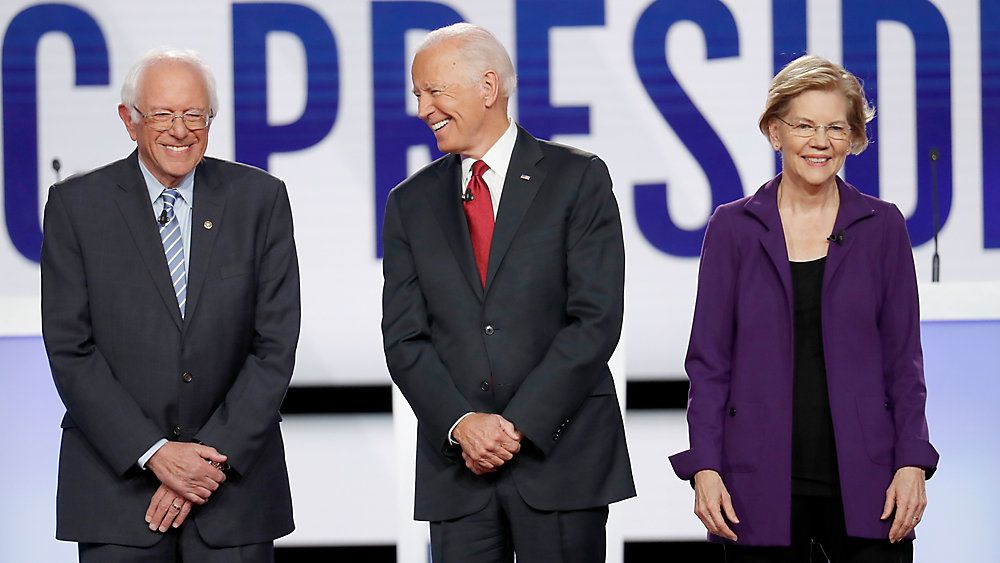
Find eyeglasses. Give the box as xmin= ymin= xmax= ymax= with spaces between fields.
xmin=134 ymin=106 xmax=214 ymax=131
xmin=776 ymin=117 xmax=851 ymax=141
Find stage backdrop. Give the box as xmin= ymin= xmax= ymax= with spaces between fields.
xmin=1 ymin=1 xmax=998 ymax=562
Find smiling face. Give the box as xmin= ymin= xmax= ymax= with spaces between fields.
xmin=118 ymin=60 xmax=211 ymax=187
xmin=769 ymin=88 xmax=853 ymax=193
xmin=410 ymin=38 xmax=506 ymax=158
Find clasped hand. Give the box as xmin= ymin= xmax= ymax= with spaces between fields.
xmin=147 ymin=442 xmax=228 ymax=504
xmin=144 ymin=442 xmax=228 ymax=532
xmin=453 ymin=413 xmax=523 ymax=475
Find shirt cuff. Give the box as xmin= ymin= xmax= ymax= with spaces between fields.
xmin=138 ymin=438 xmax=169 ymax=469
xmin=448 ymin=412 xmax=476 ymax=445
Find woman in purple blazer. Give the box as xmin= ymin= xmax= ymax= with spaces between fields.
xmin=669 ymin=55 xmax=939 ymax=562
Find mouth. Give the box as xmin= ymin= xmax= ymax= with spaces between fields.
xmin=803 ymin=155 xmax=831 ymax=166
xmin=430 ymin=118 xmax=450 ymax=132
xmin=161 ymin=144 xmax=193 ymax=153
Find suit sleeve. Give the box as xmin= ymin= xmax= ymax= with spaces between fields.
xmin=41 ymin=186 xmax=165 ymax=476
xmin=194 ymin=181 xmax=300 ymax=476
xmin=501 ymin=156 xmax=625 ymax=456
xmin=880 ymin=204 xmax=939 ymax=477
xmin=668 ymin=207 xmax=739 ymax=480
xmin=382 ymin=188 xmax=474 ymax=452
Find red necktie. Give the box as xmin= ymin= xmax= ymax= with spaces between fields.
xmin=463 ymin=160 xmax=494 ymax=287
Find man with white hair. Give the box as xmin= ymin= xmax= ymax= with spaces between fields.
xmin=382 ymin=23 xmax=635 ymax=561
xmin=41 ymin=48 xmax=299 ymax=561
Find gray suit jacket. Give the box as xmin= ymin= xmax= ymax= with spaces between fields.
xmin=41 ymin=151 xmax=299 ymax=547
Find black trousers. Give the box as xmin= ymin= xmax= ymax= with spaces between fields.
xmin=78 ymin=519 xmax=273 ymax=563
xmin=725 ymin=495 xmax=913 ymax=563
xmin=430 ymin=470 xmax=609 ymax=563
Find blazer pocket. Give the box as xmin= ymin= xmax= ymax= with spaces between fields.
xmin=219 ymin=260 xmax=253 ymax=279
xmin=855 ymin=395 xmax=895 ymax=465
xmin=513 ymin=228 xmax=563 ymax=252
xmin=722 ymin=401 xmax=765 ymax=473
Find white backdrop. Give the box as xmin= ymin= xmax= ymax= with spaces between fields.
xmin=2 ymin=0 xmax=997 ymax=379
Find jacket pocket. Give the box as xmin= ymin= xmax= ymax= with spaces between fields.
xmin=722 ymin=401 xmax=765 ymax=473
xmin=856 ymin=395 xmax=895 ymax=465
xmin=219 ymin=260 xmax=253 ymax=279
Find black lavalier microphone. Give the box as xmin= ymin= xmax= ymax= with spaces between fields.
xmin=52 ymin=158 xmax=62 ymax=182
xmin=158 ymin=208 xmax=169 ymax=226
xmin=461 ymin=188 xmax=474 ymax=202
xmin=827 ymin=232 xmax=844 ymax=245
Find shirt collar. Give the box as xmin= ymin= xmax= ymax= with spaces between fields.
xmin=139 ymin=157 xmax=195 ymax=206
xmin=461 ymin=119 xmax=518 ymax=182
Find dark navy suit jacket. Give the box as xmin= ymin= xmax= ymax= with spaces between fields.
xmin=41 ymin=151 xmax=299 ymax=547
xmin=382 ymin=127 xmax=635 ymax=521
xmin=670 ymin=174 xmax=939 ymax=546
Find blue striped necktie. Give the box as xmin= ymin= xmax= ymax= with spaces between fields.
xmin=158 ymin=189 xmax=187 ymax=317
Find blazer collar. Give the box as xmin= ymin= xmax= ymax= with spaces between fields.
xmin=111 ymin=151 xmax=184 ymax=330
xmin=485 ymin=126 xmax=546 ymax=291
xmin=426 ymin=125 xmax=547 ymax=300
xmin=427 ymin=153 xmax=483 ymax=299
xmin=110 ymin=151 xmax=228 ymax=330
xmin=744 ymin=173 xmax=877 ymax=306
xmin=183 ymin=158 xmax=228 ymax=325
xmin=743 ymin=173 xmax=875 ymax=234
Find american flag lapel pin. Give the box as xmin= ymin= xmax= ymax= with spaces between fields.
xmin=520 ymin=174 xmax=531 ymax=181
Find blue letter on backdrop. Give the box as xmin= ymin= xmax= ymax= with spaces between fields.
xmin=371 ymin=2 xmax=462 ymax=256
xmin=983 ymin=0 xmax=1000 ymax=248
xmin=232 ymin=3 xmax=338 ymax=171
xmin=515 ymin=0 xmax=604 ymax=141
xmin=842 ymin=0 xmax=952 ymax=247
xmin=2 ymin=4 xmax=107 ymax=263
xmin=632 ymin=1 xmax=744 ymax=257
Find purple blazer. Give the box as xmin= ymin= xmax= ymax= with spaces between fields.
xmin=669 ymin=175 xmax=939 ymax=546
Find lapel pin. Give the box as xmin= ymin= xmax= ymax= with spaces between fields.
xmin=520 ymin=174 xmax=531 ymax=181
xmin=203 ymin=220 xmax=214 ymax=230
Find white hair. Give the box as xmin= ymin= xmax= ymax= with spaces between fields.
xmin=417 ymin=23 xmax=517 ymax=97
xmin=121 ymin=47 xmax=219 ymax=124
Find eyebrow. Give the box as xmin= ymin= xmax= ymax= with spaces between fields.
xmin=789 ymin=116 xmax=848 ymax=125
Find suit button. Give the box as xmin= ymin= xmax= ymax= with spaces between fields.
xmin=171 ymin=426 xmax=182 ymax=437
xmin=480 ymin=380 xmax=490 ymax=392
xmin=884 ymin=400 xmax=891 ymax=410
xmin=484 ymin=325 xmax=495 ymax=336
xmin=181 ymin=372 xmax=193 ymax=383
xmin=729 ymin=407 xmax=737 ymax=417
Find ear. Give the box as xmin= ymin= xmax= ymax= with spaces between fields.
xmin=481 ymin=70 xmax=501 ymax=108
xmin=767 ymin=120 xmax=781 ymax=150
xmin=118 ymin=104 xmax=139 ymax=142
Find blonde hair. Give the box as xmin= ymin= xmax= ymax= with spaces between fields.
xmin=758 ymin=55 xmax=875 ymax=154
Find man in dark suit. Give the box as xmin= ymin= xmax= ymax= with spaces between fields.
xmin=381 ymin=23 xmax=635 ymax=562
xmin=41 ymin=48 xmax=299 ymax=562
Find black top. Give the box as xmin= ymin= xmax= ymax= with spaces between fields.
xmin=790 ymin=257 xmax=841 ymax=496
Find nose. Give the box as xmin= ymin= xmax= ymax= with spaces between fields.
xmin=810 ymin=127 xmax=831 ymax=147
xmin=166 ymin=115 xmax=191 ymax=138
xmin=417 ymin=95 xmax=434 ymax=122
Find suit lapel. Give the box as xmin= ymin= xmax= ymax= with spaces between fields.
xmin=183 ymin=159 xmax=228 ymax=325
xmin=111 ymin=151 xmax=183 ymax=330
xmin=426 ymin=154 xmax=484 ymax=299
xmin=484 ymin=128 xmax=546 ymax=290
xmin=745 ymin=176 xmax=794 ymax=311
xmin=823 ymin=177 xmax=875 ymax=292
